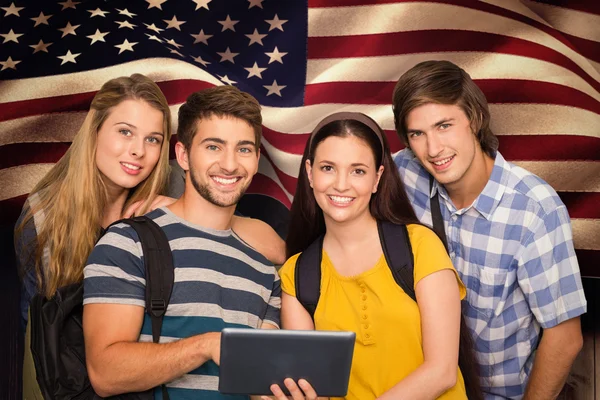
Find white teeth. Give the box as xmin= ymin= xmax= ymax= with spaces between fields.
xmin=433 ymin=156 xmax=453 ymax=166
xmin=329 ymin=195 xmax=353 ymax=204
xmin=213 ymin=176 xmax=238 ymax=185
xmin=121 ymin=162 xmax=140 ymax=170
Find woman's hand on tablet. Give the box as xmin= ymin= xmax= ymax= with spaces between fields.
xmin=261 ymin=378 xmax=325 ymax=400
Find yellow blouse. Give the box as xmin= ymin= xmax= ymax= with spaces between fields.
xmin=279 ymin=224 xmax=468 ymax=400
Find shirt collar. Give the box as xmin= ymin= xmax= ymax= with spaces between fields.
xmin=429 ymin=151 xmax=510 ymax=220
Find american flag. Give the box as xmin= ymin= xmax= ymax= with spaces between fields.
xmin=0 ymin=0 xmax=599 ymax=275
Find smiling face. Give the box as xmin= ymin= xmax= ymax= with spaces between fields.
xmin=180 ymin=115 xmax=259 ymax=208
xmin=406 ymin=102 xmax=486 ymax=191
xmin=307 ymin=135 xmax=383 ymax=225
xmin=95 ymin=99 xmax=164 ymax=195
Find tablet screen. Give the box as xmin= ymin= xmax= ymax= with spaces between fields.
xmin=218 ymin=328 xmax=355 ymax=397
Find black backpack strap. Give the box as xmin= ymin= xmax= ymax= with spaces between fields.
xmin=116 ymin=216 xmax=174 ymax=400
xmin=430 ymin=175 xmax=449 ymax=252
xmin=295 ymin=236 xmax=324 ymax=320
xmin=377 ymin=221 xmax=416 ymax=302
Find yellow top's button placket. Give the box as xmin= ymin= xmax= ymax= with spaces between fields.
xmin=358 ymin=281 xmax=375 ymax=345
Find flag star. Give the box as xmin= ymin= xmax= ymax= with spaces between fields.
xmin=115 ymin=39 xmax=138 ymax=54
xmin=164 ymin=38 xmax=183 ymax=49
xmin=1 ymin=29 xmax=23 ymax=44
xmin=263 ymin=80 xmax=286 ymax=97
xmin=144 ymin=23 xmax=164 ymax=33
xmin=115 ymin=20 xmax=136 ymax=30
xmin=245 ymin=62 xmax=266 ymax=79
xmin=146 ymin=0 xmax=167 ymax=10
xmin=245 ymin=29 xmax=267 ymax=46
xmin=248 ymin=0 xmax=264 ymax=9
xmin=191 ymin=29 xmax=212 ymax=45
xmin=218 ymin=15 xmax=239 ymax=32
xmin=1 ymin=2 xmax=24 ymax=17
xmin=265 ymin=14 xmax=288 ymax=32
xmin=58 ymin=0 xmax=80 ymax=10
xmin=87 ymin=29 xmax=109 ymax=44
xmin=31 ymin=12 xmax=52 ymax=27
xmin=218 ymin=75 xmax=237 ymax=85
xmin=58 ymin=22 xmax=80 ymax=38
xmin=116 ymin=8 xmax=136 ymax=18
xmin=57 ymin=50 xmax=80 ymax=65
xmin=29 ymin=39 xmax=52 ymax=54
xmin=191 ymin=0 xmax=211 ymax=10
xmin=1 ymin=56 xmax=21 ymax=71
xmin=88 ymin=8 xmax=109 ymax=18
xmin=169 ymin=48 xmax=184 ymax=57
xmin=163 ymin=16 xmax=186 ymax=31
xmin=192 ymin=55 xmax=210 ymax=66
xmin=265 ymin=47 xmax=287 ymax=64
xmin=145 ymin=33 xmax=163 ymax=43
xmin=217 ymin=47 xmax=239 ymax=63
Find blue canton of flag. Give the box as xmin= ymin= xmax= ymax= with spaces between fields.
xmin=0 ymin=0 xmax=307 ymax=107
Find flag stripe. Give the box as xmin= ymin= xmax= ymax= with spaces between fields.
xmin=558 ymin=193 xmax=600 ymax=219
xmin=577 ymin=250 xmax=600 ymax=278
xmin=247 ymin=174 xmax=292 ymax=209
xmin=308 ymin=30 xmax=600 ymax=88
xmin=572 ymin=219 xmax=600 ymax=251
xmin=522 ymin=0 xmax=600 ymax=42
xmin=559 ymin=31 xmax=600 ymax=64
xmin=311 ymin=0 xmax=600 ymax=17
xmin=528 ymin=0 xmax=600 ymax=16
xmin=307 ymin=0 xmax=600 ymax=84
xmin=304 ymin=80 xmax=600 ymax=114
xmin=0 ymin=80 xmax=211 ymax=123
xmin=512 ymin=161 xmax=600 ymax=192
xmin=5 ymin=78 xmax=598 ymax=126
xmin=307 ymin=54 xmax=599 ymax=102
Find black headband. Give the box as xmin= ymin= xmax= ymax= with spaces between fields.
xmin=308 ymin=112 xmax=385 ymax=163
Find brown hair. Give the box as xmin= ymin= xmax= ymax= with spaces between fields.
xmin=16 ymin=73 xmax=172 ymax=298
xmin=286 ymin=113 xmax=418 ymax=259
xmin=177 ymin=85 xmax=262 ymax=150
xmin=392 ymin=60 xmax=498 ymax=157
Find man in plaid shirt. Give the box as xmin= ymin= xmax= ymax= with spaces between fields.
xmin=392 ymin=60 xmax=587 ymax=399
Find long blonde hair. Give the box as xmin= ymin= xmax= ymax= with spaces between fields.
xmin=18 ymin=73 xmax=172 ymax=298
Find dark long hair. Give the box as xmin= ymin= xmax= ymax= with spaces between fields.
xmin=286 ymin=114 xmax=483 ymax=400
xmin=286 ymin=117 xmax=418 ymax=258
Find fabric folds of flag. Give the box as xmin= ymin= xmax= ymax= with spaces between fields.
xmin=0 ymin=0 xmax=599 ymax=274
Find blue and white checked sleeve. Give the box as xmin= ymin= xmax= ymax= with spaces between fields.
xmin=516 ymin=205 xmax=587 ymax=328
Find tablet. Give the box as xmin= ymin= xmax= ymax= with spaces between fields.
xmin=218 ymin=328 xmax=355 ymax=397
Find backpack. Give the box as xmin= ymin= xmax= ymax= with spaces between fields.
xmin=28 ymin=216 xmax=175 ymax=400
xmin=295 ymin=182 xmax=484 ymax=400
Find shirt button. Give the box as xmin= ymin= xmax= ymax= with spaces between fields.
xmin=364 ymin=324 xmax=369 ymax=329
xmin=365 ymin=333 xmax=371 ymax=339
xmin=362 ymin=305 xmax=367 ymax=310
xmin=361 ymin=287 xmax=366 ymax=293
xmin=362 ymin=314 xmax=367 ymax=320
xmin=362 ymin=295 xmax=367 ymax=301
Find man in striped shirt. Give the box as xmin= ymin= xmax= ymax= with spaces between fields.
xmin=82 ymin=86 xmax=281 ymax=400
xmin=392 ymin=61 xmax=587 ymax=399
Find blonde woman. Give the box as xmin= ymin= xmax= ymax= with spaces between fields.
xmin=15 ymin=74 xmax=286 ymax=331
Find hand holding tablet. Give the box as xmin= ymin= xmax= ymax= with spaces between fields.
xmin=218 ymin=328 xmax=355 ymax=397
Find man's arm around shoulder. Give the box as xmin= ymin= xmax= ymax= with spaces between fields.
xmin=83 ymin=303 xmax=220 ymax=397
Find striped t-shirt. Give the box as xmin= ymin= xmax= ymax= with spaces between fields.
xmin=83 ymin=207 xmax=281 ymax=400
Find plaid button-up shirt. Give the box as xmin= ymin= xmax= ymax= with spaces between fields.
xmin=394 ymin=149 xmax=587 ymax=399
